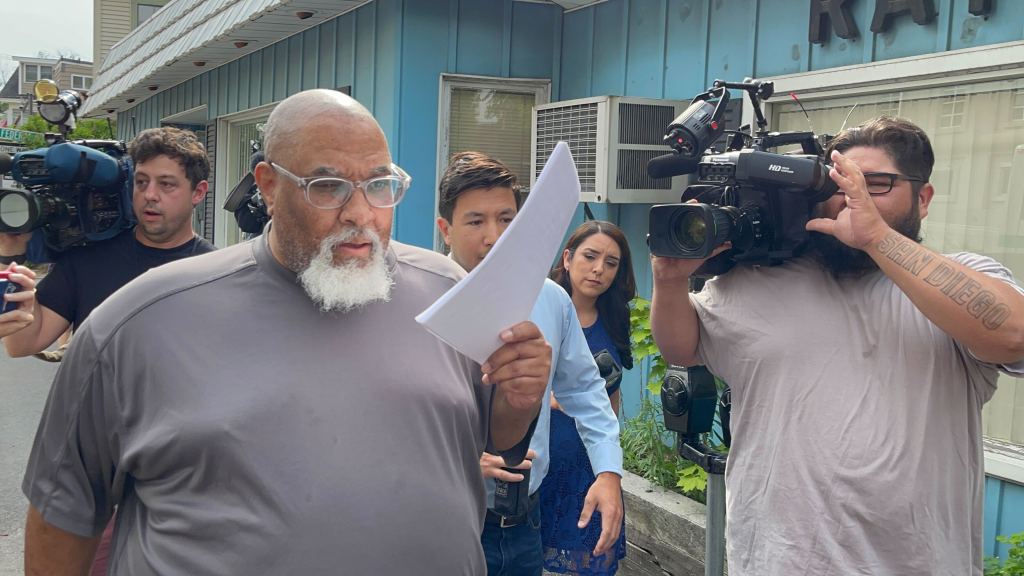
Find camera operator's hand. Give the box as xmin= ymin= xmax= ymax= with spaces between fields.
xmin=651 ymin=245 xmax=732 ymax=284
xmin=805 ymin=150 xmax=892 ymax=250
xmin=0 ymin=232 xmax=31 ymax=259
xmin=0 ymin=264 xmax=37 ymax=339
xmin=480 ymin=449 xmax=537 ymax=482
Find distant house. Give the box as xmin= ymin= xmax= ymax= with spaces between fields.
xmin=0 ymin=56 xmax=94 ymax=128
xmin=87 ymin=0 xmax=1024 ymax=561
xmin=0 ymin=55 xmax=94 ymax=127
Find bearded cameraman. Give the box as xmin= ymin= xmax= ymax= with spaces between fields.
xmin=650 ymin=116 xmax=1024 ymax=576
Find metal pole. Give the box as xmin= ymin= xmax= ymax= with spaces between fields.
xmin=705 ymin=472 xmax=726 ymax=576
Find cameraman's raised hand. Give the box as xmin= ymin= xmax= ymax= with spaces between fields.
xmin=651 ymin=246 xmax=731 ymax=284
xmin=805 ymin=150 xmax=891 ymax=250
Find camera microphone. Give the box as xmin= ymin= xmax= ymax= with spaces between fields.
xmin=0 ymin=153 xmax=12 ymax=175
xmin=647 ymin=152 xmax=699 ymax=179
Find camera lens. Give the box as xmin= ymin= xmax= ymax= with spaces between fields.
xmin=676 ymin=211 xmax=708 ymax=251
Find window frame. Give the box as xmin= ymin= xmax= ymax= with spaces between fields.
xmin=753 ymin=39 xmax=1024 ymax=484
xmin=71 ymin=75 xmax=92 ymax=90
xmin=134 ymin=1 xmax=166 ymax=28
xmin=434 ymin=74 xmax=551 ymax=251
xmin=215 ymin=102 xmax=277 ymax=247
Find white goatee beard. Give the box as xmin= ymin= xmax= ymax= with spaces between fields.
xmin=298 ymin=228 xmax=394 ymax=313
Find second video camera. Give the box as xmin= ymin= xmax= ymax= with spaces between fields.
xmin=0 ymin=80 xmax=134 ymax=253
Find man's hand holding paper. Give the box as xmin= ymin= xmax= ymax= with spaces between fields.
xmin=417 ymin=141 xmax=581 ymax=451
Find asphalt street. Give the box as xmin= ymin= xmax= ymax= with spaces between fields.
xmin=0 ymin=352 xmax=58 ymax=575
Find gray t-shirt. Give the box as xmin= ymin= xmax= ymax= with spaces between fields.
xmin=692 ymin=253 xmax=1024 ymax=576
xmin=24 ymin=235 xmax=526 ymax=574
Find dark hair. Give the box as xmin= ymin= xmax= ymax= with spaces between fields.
xmin=129 ymin=126 xmax=210 ymax=189
xmin=827 ymin=116 xmax=934 ymax=184
xmin=550 ymin=220 xmax=636 ymax=370
xmin=438 ymin=151 xmax=522 ymax=222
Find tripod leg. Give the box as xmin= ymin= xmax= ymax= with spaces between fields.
xmin=705 ymin=472 xmax=726 ymax=576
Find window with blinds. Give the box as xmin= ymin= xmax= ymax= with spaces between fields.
xmin=448 ymin=88 xmax=536 ymax=194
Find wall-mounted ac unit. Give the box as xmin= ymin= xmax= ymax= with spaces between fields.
xmin=531 ymin=95 xmax=689 ymax=204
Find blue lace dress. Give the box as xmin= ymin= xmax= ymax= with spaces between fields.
xmin=539 ymin=318 xmax=627 ymax=575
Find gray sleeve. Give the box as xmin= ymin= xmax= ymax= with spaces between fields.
xmin=21 ymin=325 xmax=123 ymax=537
xmin=691 ymin=279 xmax=728 ymax=373
xmin=947 ymin=252 xmax=1024 ymax=377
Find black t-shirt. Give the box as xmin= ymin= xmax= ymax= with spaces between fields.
xmin=37 ymin=229 xmax=217 ymax=329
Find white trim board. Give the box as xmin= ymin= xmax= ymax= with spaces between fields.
xmin=741 ymin=40 xmax=1024 ymax=129
xmin=985 ymin=437 xmax=1024 ymax=487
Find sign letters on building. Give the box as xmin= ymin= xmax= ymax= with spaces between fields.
xmin=810 ymin=0 xmax=993 ymax=44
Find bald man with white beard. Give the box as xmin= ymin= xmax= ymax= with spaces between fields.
xmin=22 ymin=89 xmax=552 ymax=575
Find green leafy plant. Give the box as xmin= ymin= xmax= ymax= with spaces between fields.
xmin=986 ymin=532 xmax=1024 ymax=575
xmin=20 ymin=114 xmax=117 ymax=148
xmin=625 ymin=297 xmax=708 ymax=502
xmin=629 ymin=297 xmax=667 ymax=395
xmin=621 ymin=396 xmax=681 ymax=488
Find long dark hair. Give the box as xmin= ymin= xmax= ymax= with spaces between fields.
xmin=550 ymin=221 xmax=636 ymax=370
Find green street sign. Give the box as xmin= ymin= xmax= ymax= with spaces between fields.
xmin=0 ymin=127 xmax=33 ymax=143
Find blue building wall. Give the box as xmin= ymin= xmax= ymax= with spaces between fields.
xmin=116 ymin=0 xmax=562 ymax=250
xmin=114 ymin=0 xmax=1024 ymax=554
xmin=986 ymin=476 xmax=1024 ymax=560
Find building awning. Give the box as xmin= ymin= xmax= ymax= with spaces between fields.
xmin=550 ymin=0 xmax=605 ymax=11
xmin=82 ymin=0 xmax=368 ymax=116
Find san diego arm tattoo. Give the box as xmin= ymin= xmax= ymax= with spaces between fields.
xmin=875 ymin=232 xmax=1011 ymax=330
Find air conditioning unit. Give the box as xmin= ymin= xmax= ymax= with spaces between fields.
xmin=532 ymin=96 xmax=690 ymax=203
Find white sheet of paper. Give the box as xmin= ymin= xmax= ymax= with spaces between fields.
xmin=415 ymin=141 xmax=581 ymax=364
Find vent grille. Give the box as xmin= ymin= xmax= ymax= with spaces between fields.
xmin=618 ymin=149 xmax=674 ymax=190
xmin=618 ymin=103 xmax=676 ymax=145
xmin=535 ymin=103 xmax=599 ymax=195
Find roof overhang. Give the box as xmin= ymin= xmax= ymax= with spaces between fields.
xmin=550 ymin=0 xmax=606 ymax=11
xmin=82 ymin=0 xmax=370 ymax=116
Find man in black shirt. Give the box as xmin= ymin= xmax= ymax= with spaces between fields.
xmin=3 ymin=126 xmax=216 ymax=358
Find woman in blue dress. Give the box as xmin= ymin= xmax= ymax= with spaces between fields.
xmin=541 ymin=220 xmax=636 ymax=575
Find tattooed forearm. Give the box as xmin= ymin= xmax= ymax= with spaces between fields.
xmin=876 ymin=232 xmax=934 ymax=275
xmin=875 ymin=232 xmax=1010 ymax=330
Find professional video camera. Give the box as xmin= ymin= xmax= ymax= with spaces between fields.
xmin=0 ymin=79 xmax=134 ymax=253
xmin=647 ymin=78 xmax=837 ymax=277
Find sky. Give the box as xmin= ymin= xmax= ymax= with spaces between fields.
xmin=0 ymin=1 xmax=94 ymax=84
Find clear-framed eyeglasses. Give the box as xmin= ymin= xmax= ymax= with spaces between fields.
xmin=270 ymin=162 xmax=412 ymax=209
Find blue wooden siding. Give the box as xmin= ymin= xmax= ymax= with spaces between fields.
xmin=116 ymin=0 xmax=561 ymax=251
xmin=986 ymin=476 xmax=1024 ymax=562
xmin=393 ymin=0 xmax=561 ymax=248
